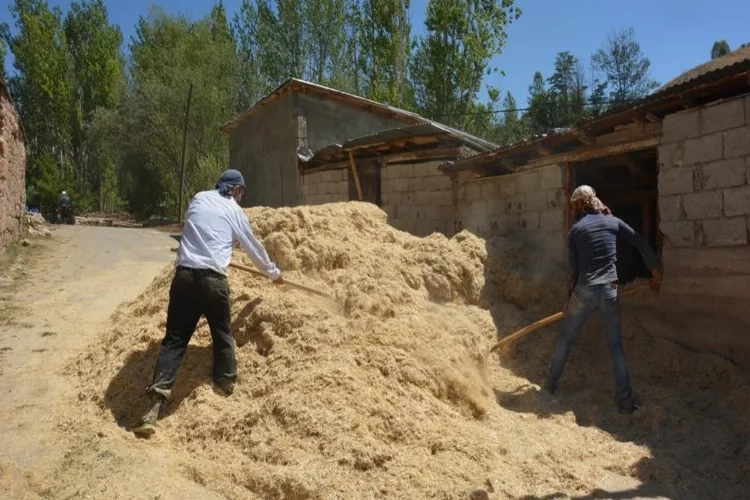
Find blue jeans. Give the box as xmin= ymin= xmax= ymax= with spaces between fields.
xmin=546 ymin=283 xmax=634 ymax=404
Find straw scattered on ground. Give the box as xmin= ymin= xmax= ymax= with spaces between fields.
xmin=73 ymin=202 xmax=750 ymax=499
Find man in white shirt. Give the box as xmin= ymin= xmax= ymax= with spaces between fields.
xmin=133 ymin=169 xmax=282 ymax=436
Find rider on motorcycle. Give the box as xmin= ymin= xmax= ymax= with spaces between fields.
xmin=57 ymin=191 xmax=74 ymax=224
xmin=59 ymin=191 xmax=71 ymax=208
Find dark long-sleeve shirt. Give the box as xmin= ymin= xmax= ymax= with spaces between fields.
xmin=568 ymin=214 xmax=660 ymax=286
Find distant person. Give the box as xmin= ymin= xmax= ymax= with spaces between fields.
xmin=546 ymin=185 xmax=662 ymax=414
xmin=59 ymin=191 xmax=71 ymax=208
xmin=133 ymin=169 xmax=283 ymax=437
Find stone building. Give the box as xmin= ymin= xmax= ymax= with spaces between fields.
xmin=0 ymin=76 xmax=26 ymax=251
xmin=441 ymin=46 xmax=750 ymax=367
xmin=220 ymin=79 xmax=496 ymax=236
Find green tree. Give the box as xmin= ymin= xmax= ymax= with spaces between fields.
xmin=0 ymin=38 xmax=7 ymax=79
xmin=64 ymin=0 xmax=124 ymax=199
xmin=306 ymin=0 xmax=347 ymax=84
xmin=711 ymin=40 xmax=731 ymax=59
xmin=359 ymin=0 xmax=413 ymax=108
xmin=2 ymin=0 xmax=72 ymax=194
xmin=411 ymin=0 xmax=521 ymax=129
xmin=524 ymin=71 xmax=551 ymax=135
xmin=591 ymin=27 xmax=658 ymax=106
xmin=497 ymin=91 xmax=526 ymax=145
xmin=118 ymin=5 xmax=236 ymax=217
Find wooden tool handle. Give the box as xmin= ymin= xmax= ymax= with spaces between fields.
xmin=488 ymin=283 xmax=652 ymax=353
xmin=169 ymin=247 xmax=331 ymax=299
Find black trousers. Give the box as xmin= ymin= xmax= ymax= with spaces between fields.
xmin=147 ymin=266 xmax=236 ymax=401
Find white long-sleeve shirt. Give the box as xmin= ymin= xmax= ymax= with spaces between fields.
xmin=175 ymin=190 xmax=281 ymax=280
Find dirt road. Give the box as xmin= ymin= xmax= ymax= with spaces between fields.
xmin=0 ymin=226 xmax=225 ymax=499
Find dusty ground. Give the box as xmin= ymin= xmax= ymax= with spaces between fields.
xmin=0 ymin=226 xmax=225 ymax=499
xmin=0 ymin=214 xmax=747 ymax=500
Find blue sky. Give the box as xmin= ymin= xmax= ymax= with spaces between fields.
xmin=1 ymin=0 xmax=749 ymax=106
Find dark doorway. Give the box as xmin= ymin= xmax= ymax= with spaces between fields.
xmin=348 ymin=159 xmax=381 ymax=206
xmin=570 ymin=149 xmax=660 ymax=285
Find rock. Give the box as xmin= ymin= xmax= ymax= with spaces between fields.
xmin=21 ymin=239 xmax=30 ymax=247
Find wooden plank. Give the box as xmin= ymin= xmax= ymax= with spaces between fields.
xmin=381 ymin=146 xmax=462 ymax=164
xmin=537 ymin=145 xmax=551 ymax=156
xmin=574 ymin=130 xmax=595 ymax=145
xmin=645 ymin=112 xmax=661 ymax=123
xmin=521 ymin=135 xmax=661 ymax=170
xmin=303 ymin=146 xmax=463 ymax=174
xmin=348 ymin=151 xmax=363 ymax=201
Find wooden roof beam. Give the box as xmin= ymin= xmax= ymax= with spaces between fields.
xmin=645 ymin=112 xmax=661 ymax=123
xmin=520 ymin=134 xmax=661 ymax=170
xmin=537 ymin=144 xmax=552 ymax=156
xmin=574 ymin=130 xmax=595 ymax=146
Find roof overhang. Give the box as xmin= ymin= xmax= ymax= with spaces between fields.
xmin=442 ymin=63 xmax=750 ymax=177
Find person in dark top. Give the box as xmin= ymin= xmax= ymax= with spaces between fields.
xmin=546 ymin=185 xmax=662 ymax=414
xmin=59 ymin=191 xmax=71 ymax=207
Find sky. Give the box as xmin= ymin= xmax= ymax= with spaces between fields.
xmin=1 ymin=0 xmax=749 ymax=106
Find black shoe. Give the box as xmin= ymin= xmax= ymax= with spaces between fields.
xmin=619 ymin=399 xmax=642 ymax=415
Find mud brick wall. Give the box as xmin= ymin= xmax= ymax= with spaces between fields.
xmin=636 ymin=93 xmax=750 ymax=368
xmin=380 ymin=161 xmax=454 ymax=236
xmin=0 ymin=85 xmax=26 ymax=251
xmin=299 ymin=169 xmax=350 ymax=205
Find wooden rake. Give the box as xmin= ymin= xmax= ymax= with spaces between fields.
xmin=169 ymin=247 xmax=332 ymax=299
xmin=488 ymin=283 xmax=653 ymax=354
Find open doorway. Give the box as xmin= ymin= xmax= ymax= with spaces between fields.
xmin=348 ymin=159 xmax=382 ymax=206
xmin=569 ymin=149 xmax=660 ymax=285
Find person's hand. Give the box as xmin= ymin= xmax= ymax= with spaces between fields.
xmin=272 ymin=275 xmax=284 ymax=287
xmin=649 ymin=266 xmax=662 ymax=291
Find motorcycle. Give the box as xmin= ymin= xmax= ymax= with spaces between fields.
xmin=56 ymin=204 xmax=76 ymax=225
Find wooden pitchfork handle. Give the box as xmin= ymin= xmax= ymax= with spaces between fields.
xmin=169 ymin=247 xmax=332 ymax=299
xmin=488 ymin=283 xmax=652 ymax=353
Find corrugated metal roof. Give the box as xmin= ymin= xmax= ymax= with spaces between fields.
xmin=341 ymin=122 xmax=496 ymax=152
xmin=657 ymin=45 xmax=750 ymax=95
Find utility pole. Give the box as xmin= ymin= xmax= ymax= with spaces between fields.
xmin=177 ymin=83 xmax=194 ymax=223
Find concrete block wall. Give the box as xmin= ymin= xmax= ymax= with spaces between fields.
xmin=0 ymin=89 xmax=26 ymax=251
xmin=455 ymin=165 xmax=566 ymax=256
xmin=658 ymin=94 xmax=750 ymax=248
xmin=300 ymin=169 xmax=350 ymax=205
xmin=380 ymin=161 xmax=454 ymax=236
xmin=645 ymin=93 xmax=750 ymax=368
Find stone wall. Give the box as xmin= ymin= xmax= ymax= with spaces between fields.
xmin=380 ymin=161 xmax=454 ymax=236
xmin=300 ymin=169 xmax=350 ymax=205
xmin=0 ymin=83 xmax=26 ymax=251
xmin=643 ymin=93 xmax=750 ymax=367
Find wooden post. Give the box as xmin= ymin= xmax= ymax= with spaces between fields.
xmin=348 ymin=151 xmax=363 ymax=201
